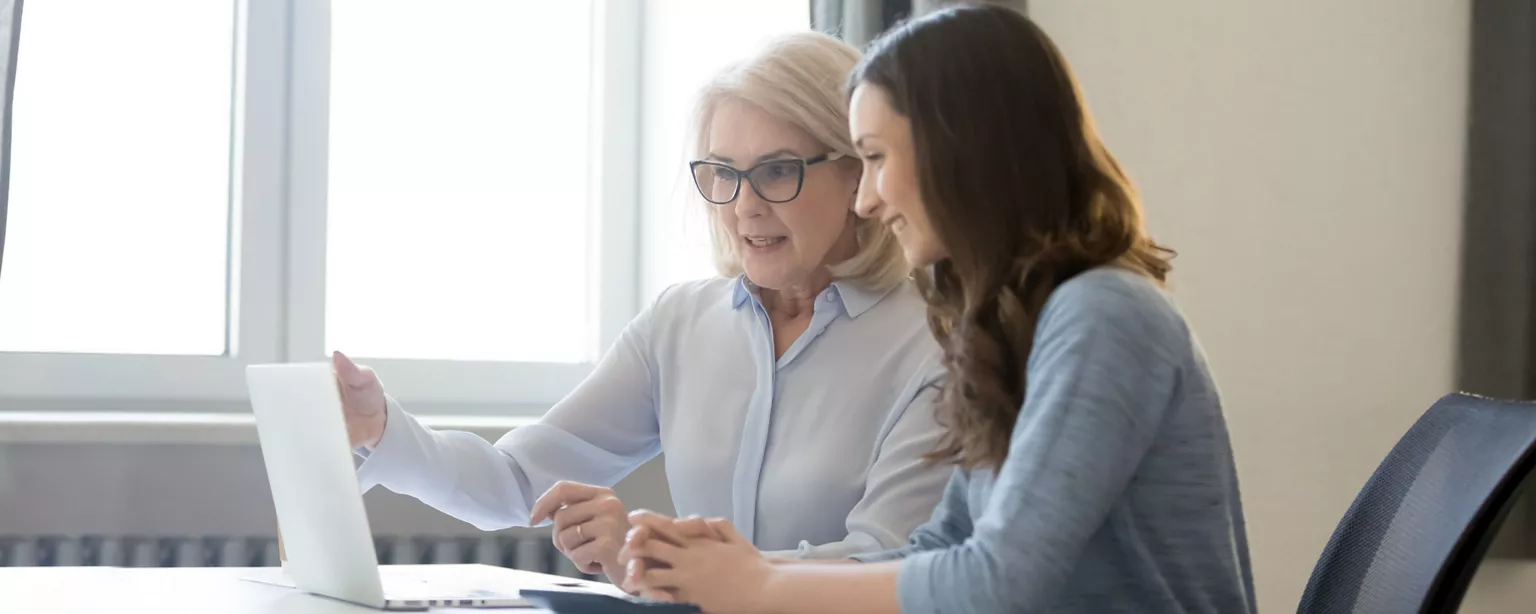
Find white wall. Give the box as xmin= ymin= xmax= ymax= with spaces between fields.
xmin=1462 ymin=559 xmax=1536 ymax=614
xmin=1028 ymin=1 xmax=1470 ymax=610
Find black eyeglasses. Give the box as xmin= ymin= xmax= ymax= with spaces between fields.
xmin=689 ymin=152 xmax=846 ymax=205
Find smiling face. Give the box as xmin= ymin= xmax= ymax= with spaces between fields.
xmin=706 ymin=98 xmax=860 ymax=291
xmin=849 ymin=84 xmax=948 ymax=267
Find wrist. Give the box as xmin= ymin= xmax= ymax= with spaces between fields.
xmin=366 ymin=402 xmax=389 ymax=450
xmin=751 ymin=564 xmax=789 ymax=614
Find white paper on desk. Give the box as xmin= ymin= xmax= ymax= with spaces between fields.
xmin=240 ymin=565 xmax=625 ymax=600
xmin=240 ymin=567 xmax=297 ymax=589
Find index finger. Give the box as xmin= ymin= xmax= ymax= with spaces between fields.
xmin=530 ymin=481 xmax=599 ymax=524
xmin=619 ymin=524 xmax=654 ymax=569
xmin=625 ymin=510 xmax=673 ymax=538
xmin=673 ymin=515 xmax=718 ymax=540
xmin=625 ymin=512 xmax=693 ymax=547
xmin=332 ymin=351 xmax=368 ymax=388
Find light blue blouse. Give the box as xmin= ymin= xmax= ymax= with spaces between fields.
xmin=356 ymin=275 xmax=950 ymax=558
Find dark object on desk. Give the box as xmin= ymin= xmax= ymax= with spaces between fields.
xmin=0 ymin=0 xmax=22 ymax=278
xmin=1298 ymin=393 xmax=1536 ymax=613
xmin=519 ymin=590 xmax=701 ymax=614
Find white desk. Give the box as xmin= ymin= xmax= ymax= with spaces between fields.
xmin=0 ymin=565 xmax=615 ymax=613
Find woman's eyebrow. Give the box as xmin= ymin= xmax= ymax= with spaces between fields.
xmin=704 ymin=148 xmax=801 ymax=166
xmin=752 ymin=148 xmax=799 ymax=164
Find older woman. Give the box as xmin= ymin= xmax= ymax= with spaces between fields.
xmin=332 ymin=31 xmax=949 ymax=585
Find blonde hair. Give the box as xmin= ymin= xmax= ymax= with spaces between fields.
xmin=690 ymin=32 xmax=909 ymax=289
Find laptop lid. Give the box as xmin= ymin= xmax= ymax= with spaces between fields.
xmin=247 ymin=362 xmax=386 ymax=608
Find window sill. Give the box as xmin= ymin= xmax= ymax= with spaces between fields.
xmin=0 ymin=411 xmax=535 ymax=445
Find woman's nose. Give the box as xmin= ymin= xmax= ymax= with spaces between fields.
xmin=733 ymin=184 xmax=771 ymax=218
xmin=853 ymin=183 xmax=880 ymax=219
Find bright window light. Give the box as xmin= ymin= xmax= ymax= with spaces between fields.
xmin=639 ymin=0 xmax=811 ymax=301
xmin=325 ymin=0 xmax=595 ymax=363
xmin=0 ymin=0 xmax=234 ymax=355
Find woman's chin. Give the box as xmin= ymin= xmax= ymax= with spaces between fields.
xmin=901 ymin=244 xmax=942 ymax=268
xmin=743 ymin=270 xmax=784 ymax=291
xmin=742 ymin=263 xmax=799 ymax=291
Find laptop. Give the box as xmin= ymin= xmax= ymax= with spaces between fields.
xmin=245 ymin=362 xmax=608 ymax=610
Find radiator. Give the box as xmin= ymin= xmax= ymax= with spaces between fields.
xmin=0 ymin=534 xmax=588 ymax=578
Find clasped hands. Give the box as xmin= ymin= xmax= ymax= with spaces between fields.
xmin=530 ymin=480 xmax=778 ymax=613
xmin=616 ymin=510 xmax=777 ymax=614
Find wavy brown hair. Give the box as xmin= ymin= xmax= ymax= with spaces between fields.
xmin=850 ymin=5 xmax=1174 ymax=470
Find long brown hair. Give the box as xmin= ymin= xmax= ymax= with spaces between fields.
xmin=850 ymin=5 xmax=1174 ymax=470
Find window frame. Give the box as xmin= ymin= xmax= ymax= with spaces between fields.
xmin=0 ymin=0 xmax=286 ymax=404
xmin=0 ymin=0 xmax=644 ymax=413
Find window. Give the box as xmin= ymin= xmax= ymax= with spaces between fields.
xmin=0 ymin=1 xmax=813 ymax=412
xmin=325 ymin=1 xmax=596 ymax=364
xmin=0 ymin=0 xmax=235 ymax=355
xmin=639 ymin=0 xmax=811 ymax=301
xmin=284 ymin=0 xmax=635 ymax=408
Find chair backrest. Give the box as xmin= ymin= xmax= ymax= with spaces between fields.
xmin=1298 ymin=393 xmax=1536 ymax=613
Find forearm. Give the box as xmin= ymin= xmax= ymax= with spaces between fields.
xmin=758 ymin=562 xmax=902 ymax=614
xmin=357 ymin=399 xmax=538 ymax=529
xmin=769 ymin=557 xmax=858 ymax=566
xmin=766 ymin=530 xmax=888 ymax=560
xmin=355 ymin=399 xmax=460 ymax=500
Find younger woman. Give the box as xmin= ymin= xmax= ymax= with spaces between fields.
xmin=619 ymin=6 xmax=1256 ymax=613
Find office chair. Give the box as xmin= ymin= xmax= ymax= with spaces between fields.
xmin=1297 ymin=393 xmax=1536 ymax=613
